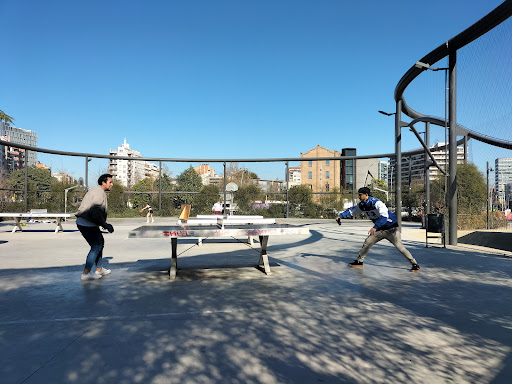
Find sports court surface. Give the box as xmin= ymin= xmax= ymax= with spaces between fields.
xmin=0 ymin=218 xmax=511 ymax=384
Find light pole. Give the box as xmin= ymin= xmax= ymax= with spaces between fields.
xmin=85 ymin=156 xmax=92 ymax=191
xmin=64 ymin=184 xmax=79 ymax=218
xmin=378 ymin=109 xmax=406 ymax=228
xmin=379 ymin=109 xmax=448 ymax=231
xmin=285 ymin=161 xmax=289 ymax=218
xmin=486 ymin=161 xmax=494 ymax=229
xmin=415 ymin=59 xmax=458 ymax=246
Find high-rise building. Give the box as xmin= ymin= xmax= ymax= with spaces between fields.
xmin=107 ymin=139 xmax=160 ymax=187
xmin=388 ymin=142 xmax=466 ymax=187
xmin=378 ymin=161 xmax=388 ymax=182
xmin=495 ymin=157 xmax=512 ymax=209
xmin=0 ymin=121 xmax=38 ymax=171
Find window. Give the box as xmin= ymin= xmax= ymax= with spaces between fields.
xmin=326 ymin=160 xmax=330 ymax=166
xmin=326 ymin=171 xmax=330 ymax=179
xmin=308 ymin=172 xmax=312 ymax=179
xmin=325 ymin=183 xmax=330 ymax=192
xmin=308 ymin=160 xmax=312 ymax=167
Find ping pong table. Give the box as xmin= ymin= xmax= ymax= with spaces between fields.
xmin=128 ymin=223 xmax=310 ymax=280
xmin=0 ymin=212 xmax=71 ymax=233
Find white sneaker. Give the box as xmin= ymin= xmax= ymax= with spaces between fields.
xmin=81 ymin=273 xmax=102 ymax=281
xmin=95 ymin=268 xmax=111 ymax=276
xmin=151 ymin=220 xmax=154 ymax=223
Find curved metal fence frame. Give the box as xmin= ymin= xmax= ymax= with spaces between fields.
xmin=393 ymin=0 xmax=512 ymax=244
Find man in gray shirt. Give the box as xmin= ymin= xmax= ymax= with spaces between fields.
xmin=76 ymin=174 xmax=115 ymax=280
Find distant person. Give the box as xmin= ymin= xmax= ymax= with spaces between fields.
xmin=141 ymin=204 xmax=154 ymax=223
xmin=212 ymin=201 xmax=222 ymax=215
xmin=336 ymin=187 xmax=420 ymax=272
xmin=75 ymin=174 xmax=115 ymax=281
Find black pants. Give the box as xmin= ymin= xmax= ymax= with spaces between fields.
xmin=77 ymin=225 xmax=104 ymax=270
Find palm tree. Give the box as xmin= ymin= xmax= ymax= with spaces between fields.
xmin=0 ymin=110 xmax=14 ymax=124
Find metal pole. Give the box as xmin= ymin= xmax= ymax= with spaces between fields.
xmin=463 ymin=135 xmax=468 ymax=163
xmin=85 ymin=156 xmax=89 ymax=191
xmin=486 ymin=161 xmax=490 ymax=229
xmin=352 ymin=159 xmax=356 ymax=206
xmin=448 ymin=51 xmax=458 ymax=245
xmin=285 ymin=161 xmax=289 ymax=218
xmin=158 ymin=161 xmax=162 ymax=211
xmin=223 ymin=162 xmax=227 ymax=218
xmin=425 ymin=122 xmax=430 ymax=216
xmin=24 ymin=150 xmax=29 ymax=212
xmin=395 ymin=100 xmax=402 ymax=229
xmin=408 ymin=156 xmax=412 ymax=220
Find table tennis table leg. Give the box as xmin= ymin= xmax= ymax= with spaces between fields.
xmin=258 ymin=235 xmax=271 ymax=275
xmin=13 ymin=217 xmax=22 ymax=233
xmin=170 ymin=237 xmax=178 ymax=280
xmin=55 ymin=217 xmax=64 ymax=233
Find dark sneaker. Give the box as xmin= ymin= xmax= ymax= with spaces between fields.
xmin=410 ymin=264 xmax=420 ymax=272
xmin=349 ymin=260 xmax=363 ymax=268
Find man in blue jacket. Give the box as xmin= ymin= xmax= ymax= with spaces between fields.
xmin=337 ymin=187 xmax=420 ymax=272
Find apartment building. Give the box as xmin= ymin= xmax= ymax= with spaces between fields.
xmin=107 ymin=139 xmax=160 ymax=187
xmin=194 ymin=164 xmax=217 ymax=185
xmin=287 ymin=166 xmax=301 ymax=187
xmin=388 ymin=142 xmax=466 ymax=186
xmin=0 ymin=121 xmax=38 ymax=170
xmin=495 ymin=157 xmax=512 ymax=209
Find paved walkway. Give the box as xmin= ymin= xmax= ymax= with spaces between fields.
xmin=0 ymin=218 xmax=511 ymax=384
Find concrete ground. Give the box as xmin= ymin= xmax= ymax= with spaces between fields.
xmin=0 ymin=217 xmax=511 ymax=384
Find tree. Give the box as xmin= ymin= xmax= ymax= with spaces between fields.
xmin=194 ymin=185 xmax=221 ymax=214
xmin=157 ymin=173 xmax=176 ymax=215
xmin=288 ymin=185 xmax=319 ymax=218
xmin=235 ymin=184 xmax=262 ymax=213
xmin=8 ymin=166 xmax=52 ymax=192
xmin=430 ymin=162 xmax=486 ymax=215
xmin=132 ymin=178 xmax=154 ymax=209
xmin=288 ymin=185 xmax=313 ymax=205
xmin=175 ymin=166 xmax=203 ymax=208
xmin=226 ymin=163 xmax=259 ymax=186
xmin=0 ymin=110 xmax=14 ymax=124
xmin=457 ymin=162 xmax=486 ymax=214
xmin=108 ymin=182 xmax=127 ymax=214
xmin=370 ymin=179 xmax=389 ymax=204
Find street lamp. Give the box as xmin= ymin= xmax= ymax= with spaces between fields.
xmin=414 ymin=61 xmax=449 ymax=72
xmin=379 ymin=110 xmax=446 ymax=230
xmin=414 ymin=60 xmax=460 ymax=246
xmin=64 ymin=184 xmax=79 ymax=218
xmin=378 ymin=110 xmax=395 ymax=116
xmin=379 ymin=109 xmax=409 ymax=226
xmin=85 ymin=156 xmax=92 ymax=190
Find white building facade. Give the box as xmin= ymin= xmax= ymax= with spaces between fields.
xmin=107 ymin=139 xmax=160 ymax=187
xmin=287 ymin=166 xmax=301 ymax=188
xmin=1 ymin=121 xmax=38 ymax=171
xmin=388 ymin=142 xmax=466 ymax=186
xmin=495 ymin=157 xmax=512 ymax=209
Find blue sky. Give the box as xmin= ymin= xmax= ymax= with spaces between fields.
xmin=1 ymin=0 xmax=510 ymax=183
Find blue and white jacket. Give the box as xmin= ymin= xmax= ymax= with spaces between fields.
xmin=338 ymin=196 xmax=398 ymax=231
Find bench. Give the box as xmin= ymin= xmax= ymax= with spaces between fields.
xmin=0 ymin=209 xmax=72 ymax=233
